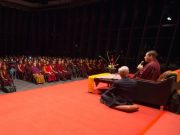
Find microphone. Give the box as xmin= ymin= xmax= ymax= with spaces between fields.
xmin=140 ymin=61 xmax=144 ymax=65
xmin=137 ymin=61 xmax=144 ymax=68
xmin=134 ymin=61 xmax=144 ymax=77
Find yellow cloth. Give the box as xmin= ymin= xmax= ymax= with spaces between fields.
xmin=33 ymin=74 xmax=45 ymax=84
xmin=88 ymin=73 xmax=110 ymax=93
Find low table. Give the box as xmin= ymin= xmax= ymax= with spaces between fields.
xmin=88 ymin=73 xmax=110 ymax=93
xmin=88 ymin=73 xmax=121 ymax=93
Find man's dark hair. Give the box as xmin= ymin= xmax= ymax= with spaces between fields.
xmin=147 ymin=50 xmax=158 ymax=58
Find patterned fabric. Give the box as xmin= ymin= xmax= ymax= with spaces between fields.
xmin=172 ymin=69 xmax=180 ymax=82
xmin=158 ymin=69 xmax=180 ymax=82
xmin=157 ymin=70 xmax=174 ymax=81
xmin=33 ymin=74 xmax=45 ymax=84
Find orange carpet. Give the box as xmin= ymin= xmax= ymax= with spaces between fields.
xmin=145 ymin=111 xmax=180 ymax=135
xmin=0 ymin=80 xmax=179 ymax=135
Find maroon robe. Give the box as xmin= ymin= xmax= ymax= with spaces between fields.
xmin=0 ymin=69 xmax=12 ymax=86
xmin=17 ymin=63 xmax=26 ymax=80
xmin=135 ymin=59 xmax=160 ymax=81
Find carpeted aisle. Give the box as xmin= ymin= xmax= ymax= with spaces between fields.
xmin=0 ymin=80 xmax=178 ymax=135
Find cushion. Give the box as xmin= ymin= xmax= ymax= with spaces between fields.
xmin=113 ymin=104 xmax=139 ymax=112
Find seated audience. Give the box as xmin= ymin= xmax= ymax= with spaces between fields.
xmin=0 ymin=55 xmax=108 ymax=85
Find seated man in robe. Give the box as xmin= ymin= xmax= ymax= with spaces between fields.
xmin=61 ymin=60 xmax=72 ymax=80
xmin=134 ymin=50 xmax=160 ymax=81
xmin=56 ymin=60 xmax=67 ymax=80
xmin=17 ymin=60 xmax=26 ymax=80
xmin=43 ymin=61 xmax=56 ymax=82
xmin=100 ymin=66 xmax=139 ymax=112
xmin=0 ymin=64 xmax=14 ymax=88
xmin=31 ymin=62 xmax=45 ymax=84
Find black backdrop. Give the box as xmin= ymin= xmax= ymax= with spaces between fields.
xmin=0 ymin=0 xmax=179 ymax=69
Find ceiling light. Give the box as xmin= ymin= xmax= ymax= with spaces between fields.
xmin=166 ymin=17 xmax=172 ymax=21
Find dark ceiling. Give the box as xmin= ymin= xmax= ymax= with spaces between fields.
xmin=0 ymin=0 xmax=102 ymax=10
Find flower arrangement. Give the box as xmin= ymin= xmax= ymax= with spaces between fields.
xmin=99 ymin=51 xmax=120 ymax=73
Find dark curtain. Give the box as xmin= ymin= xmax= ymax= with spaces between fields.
xmin=0 ymin=0 xmax=179 ymax=70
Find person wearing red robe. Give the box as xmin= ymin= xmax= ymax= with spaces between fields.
xmin=61 ymin=60 xmax=72 ymax=80
xmin=0 ymin=64 xmax=13 ymax=86
xmin=134 ymin=50 xmax=160 ymax=81
xmin=43 ymin=61 xmax=56 ymax=82
xmin=17 ymin=60 xmax=26 ymax=80
xmin=56 ymin=60 xmax=67 ymax=80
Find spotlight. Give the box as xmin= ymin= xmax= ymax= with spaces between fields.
xmin=166 ymin=17 xmax=172 ymax=21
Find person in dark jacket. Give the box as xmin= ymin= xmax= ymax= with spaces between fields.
xmin=100 ymin=66 xmax=139 ymax=112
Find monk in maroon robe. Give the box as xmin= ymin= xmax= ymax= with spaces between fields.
xmin=17 ymin=60 xmax=26 ymax=80
xmin=134 ymin=50 xmax=160 ymax=81
xmin=0 ymin=64 xmax=12 ymax=86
